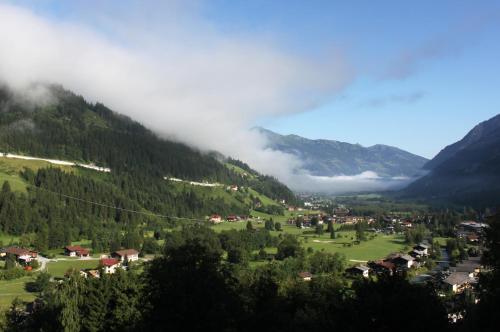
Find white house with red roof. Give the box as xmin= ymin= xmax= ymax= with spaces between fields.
xmin=0 ymin=247 xmax=38 ymax=264
xmin=100 ymin=258 xmax=121 ymax=274
xmin=209 ymin=214 xmax=222 ymax=224
xmin=64 ymin=245 xmax=90 ymax=257
xmin=111 ymin=249 xmax=139 ymax=263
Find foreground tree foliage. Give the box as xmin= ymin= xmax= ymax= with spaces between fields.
xmin=462 ymin=212 xmax=500 ymax=332
xmin=4 ymin=225 xmax=454 ymax=332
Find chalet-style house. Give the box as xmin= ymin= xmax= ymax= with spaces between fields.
xmin=298 ymin=271 xmax=313 ymax=281
xmin=346 ymin=265 xmax=370 ymax=278
xmin=392 ymin=254 xmax=415 ymax=269
xmin=450 ymin=257 xmax=481 ymax=278
xmin=444 ymin=272 xmax=472 ymax=293
xmin=64 ymin=245 xmax=90 ymax=257
xmin=226 ymin=215 xmax=238 ymax=222
xmin=0 ymin=247 xmax=38 ymax=264
xmin=413 ymin=243 xmax=429 ymax=256
xmin=209 ymin=214 xmax=222 ymax=224
xmin=112 ymin=249 xmax=139 ymax=263
xmin=368 ymin=260 xmax=395 ymax=276
xmin=100 ymin=258 xmax=121 ymax=274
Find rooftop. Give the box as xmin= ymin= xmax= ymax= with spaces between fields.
xmin=444 ymin=272 xmax=470 ymax=286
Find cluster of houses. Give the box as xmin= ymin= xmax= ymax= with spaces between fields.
xmin=345 ymin=243 xmax=431 ymax=279
xmin=0 ymin=247 xmax=38 ymax=266
xmin=80 ymin=249 xmax=139 ymax=278
xmin=209 ymin=214 xmax=250 ymax=224
xmin=456 ymin=221 xmax=487 ymax=244
xmin=0 ymin=244 xmax=140 ymax=278
xmin=443 ymin=257 xmax=482 ymax=293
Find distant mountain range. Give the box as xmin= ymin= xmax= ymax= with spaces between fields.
xmin=257 ymin=127 xmax=428 ymax=179
xmin=401 ymin=114 xmax=500 ymax=207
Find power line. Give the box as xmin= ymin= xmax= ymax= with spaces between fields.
xmin=28 ymin=184 xmax=208 ymax=223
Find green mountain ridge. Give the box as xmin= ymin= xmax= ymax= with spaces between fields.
xmin=0 ymin=83 xmax=298 ymax=251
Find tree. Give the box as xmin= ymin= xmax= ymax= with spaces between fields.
xmin=274 ymin=222 xmax=282 ymax=232
xmin=246 ymin=221 xmax=254 ymax=232
xmin=330 ymin=224 xmax=336 ymax=239
xmin=34 ymin=223 xmax=49 ymax=252
xmin=142 ymin=239 xmax=243 ymax=331
xmin=5 ymin=254 xmax=17 ymax=270
xmin=276 ymin=235 xmax=303 ymax=260
xmin=315 ymin=224 xmax=324 ymax=235
xmin=466 ymin=213 xmax=500 ymax=331
xmin=29 ymin=272 xmax=52 ymax=294
xmin=355 ymin=222 xmax=366 ymax=242
xmin=227 ymin=247 xmax=249 ymax=266
xmin=264 ymin=219 xmax=274 ymax=231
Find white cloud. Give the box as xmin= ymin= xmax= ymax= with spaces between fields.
xmin=0 ymin=2 xmax=406 ymax=194
xmin=278 ymin=170 xmax=415 ymax=194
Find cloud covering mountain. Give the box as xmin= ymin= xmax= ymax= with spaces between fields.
xmin=0 ymin=2 xmax=359 ymax=192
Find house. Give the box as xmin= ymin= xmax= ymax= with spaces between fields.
xmin=100 ymin=258 xmax=121 ymax=274
xmin=64 ymin=245 xmax=90 ymax=257
xmin=111 ymin=249 xmax=139 ymax=263
xmin=466 ymin=234 xmax=479 ymax=243
xmin=0 ymin=247 xmax=38 ymax=264
xmin=228 ymin=185 xmax=238 ymax=191
xmin=369 ymin=260 xmax=395 ymax=275
xmin=392 ymin=254 xmax=415 ymax=269
xmin=209 ymin=214 xmax=222 ymax=224
xmin=346 ymin=265 xmax=370 ymax=278
xmin=410 ymin=249 xmax=426 ymax=258
xmin=402 ymin=221 xmax=413 ymax=228
xmin=450 ymin=257 xmax=481 ymax=277
xmin=413 ymin=243 xmax=429 ymax=256
xmin=226 ymin=215 xmax=238 ymax=222
xmin=443 ymin=272 xmax=471 ymax=293
xmin=298 ymin=271 xmax=313 ymax=281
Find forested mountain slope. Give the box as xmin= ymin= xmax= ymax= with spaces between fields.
xmin=0 ymin=84 xmax=296 ymax=203
xmin=401 ymin=114 xmax=500 ymax=207
xmin=0 ymin=84 xmax=298 ymax=251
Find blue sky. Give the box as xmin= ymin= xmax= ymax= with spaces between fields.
xmin=5 ymin=0 xmax=500 ymax=159
xmin=209 ymin=0 xmax=500 ymax=159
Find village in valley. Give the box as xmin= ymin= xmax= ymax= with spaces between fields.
xmin=0 ymin=173 xmax=490 ymax=325
xmin=203 ymin=195 xmax=488 ymax=322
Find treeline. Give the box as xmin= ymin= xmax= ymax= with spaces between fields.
xmin=0 ymin=166 xmax=248 ymax=252
xmin=3 ymin=224 xmax=454 ymax=332
xmin=7 ymin=215 xmax=500 ymax=332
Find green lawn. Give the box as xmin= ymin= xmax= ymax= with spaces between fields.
xmin=433 ymin=237 xmax=452 ymax=246
xmin=0 ymin=276 xmax=36 ymax=310
xmin=0 ymin=233 xmax=20 ymax=246
xmin=0 ymin=171 xmax=28 ymax=192
xmin=213 ymin=221 xmax=407 ymax=263
xmin=45 ymin=260 xmax=99 ymax=277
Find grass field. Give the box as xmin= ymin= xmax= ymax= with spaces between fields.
xmin=0 ymin=233 xmax=20 ymax=246
xmin=45 ymin=260 xmax=100 ymax=277
xmin=212 ymin=221 xmax=407 ymax=263
xmin=0 ymin=276 xmax=36 ymax=310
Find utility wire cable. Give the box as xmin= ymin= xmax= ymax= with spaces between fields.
xmin=28 ymin=184 xmax=208 ymax=222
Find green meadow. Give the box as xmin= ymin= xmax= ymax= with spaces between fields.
xmin=212 ymin=221 xmax=407 ymax=263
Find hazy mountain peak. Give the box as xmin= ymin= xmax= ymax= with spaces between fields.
xmin=258 ymin=128 xmax=428 ymax=178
